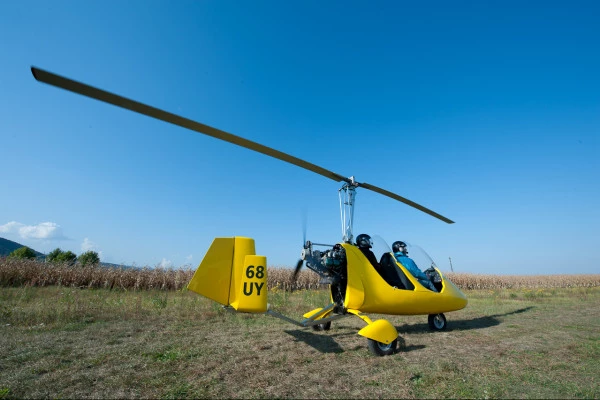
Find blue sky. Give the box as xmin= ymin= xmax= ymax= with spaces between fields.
xmin=1 ymin=1 xmax=598 ymax=274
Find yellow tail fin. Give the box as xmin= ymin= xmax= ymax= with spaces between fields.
xmin=187 ymin=237 xmax=267 ymax=313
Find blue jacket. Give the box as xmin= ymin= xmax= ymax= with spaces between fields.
xmin=394 ymin=252 xmax=428 ymax=281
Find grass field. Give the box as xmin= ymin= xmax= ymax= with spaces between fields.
xmin=1 ymin=285 xmax=598 ymax=399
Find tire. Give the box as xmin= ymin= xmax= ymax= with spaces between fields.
xmin=367 ymin=338 xmax=398 ymax=356
xmin=428 ymin=313 xmax=447 ymax=331
xmin=311 ymin=321 xmax=331 ymax=331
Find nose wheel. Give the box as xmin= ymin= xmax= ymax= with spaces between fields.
xmin=367 ymin=338 xmax=398 ymax=356
xmin=428 ymin=313 xmax=447 ymax=331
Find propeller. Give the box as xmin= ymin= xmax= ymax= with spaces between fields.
xmin=30 ymin=67 xmax=454 ymax=224
xmin=292 ymin=214 xmax=308 ymax=282
xmin=292 ymin=258 xmax=304 ymax=282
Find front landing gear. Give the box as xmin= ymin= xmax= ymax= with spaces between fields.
xmin=355 ymin=315 xmax=399 ymax=356
xmin=367 ymin=338 xmax=398 ymax=356
xmin=428 ymin=313 xmax=447 ymax=331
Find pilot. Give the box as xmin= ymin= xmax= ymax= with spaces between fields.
xmin=392 ymin=241 xmax=438 ymax=292
xmin=356 ymin=233 xmax=381 ymax=271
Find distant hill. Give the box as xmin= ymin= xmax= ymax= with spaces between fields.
xmin=0 ymin=237 xmax=137 ymax=268
xmin=0 ymin=237 xmax=45 ymax=258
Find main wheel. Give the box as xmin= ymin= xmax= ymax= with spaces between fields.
xmin=428 ymin=313 xmax=447 ymax=331
xmin=367 ymin=338 xmax=398 ymax=356
xmin=311 ymin=321 xmax=331 ymax=331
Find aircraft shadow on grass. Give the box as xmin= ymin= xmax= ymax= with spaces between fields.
xmin=284 ymin=329 xmax=424 ymax=354
xmin=395 ymin=306 xmax=536 ymax=334
xmin=283 ymin=307 xmax=534 ymax=354
xmin=284 ymin=329 xmax=351 ymax=354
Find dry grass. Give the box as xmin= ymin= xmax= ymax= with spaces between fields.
xmin=0 ymin=286 xmax=598 ymax=399
xmin=2 ymin=257 xmax=599 ymax=291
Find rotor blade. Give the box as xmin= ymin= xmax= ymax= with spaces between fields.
xmin=358 ymin=182 xmax=454 ymax=224
xmin=30 ymin=67 xmax=348 ymax=184
xmin=31 ymin=67 xmax=454 ymax=224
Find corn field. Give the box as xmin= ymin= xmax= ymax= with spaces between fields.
xmin=1 ymin=257 xmax=599 ymax=291
xmin=0 ymin=258 xmax=191 ymax=291
xmin=445 ymin=272 xmax=600 ymax=289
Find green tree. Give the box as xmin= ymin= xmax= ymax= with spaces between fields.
xmin=55 ymin=250 xmax=77 ymax=265
xmin=8 ymin=246 xmax=36 ymax=260
xmin=78 ymin=251 xmax=100 ymax=267
xmin=46 ymin=248 xmax=63 ymax=263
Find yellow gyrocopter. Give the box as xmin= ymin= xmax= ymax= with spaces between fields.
xmin=31 ymin=67 xmax=468 ymax=356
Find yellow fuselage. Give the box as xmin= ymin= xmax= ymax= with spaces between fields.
xmin=341 ymin=244 xmax=467 ymax=315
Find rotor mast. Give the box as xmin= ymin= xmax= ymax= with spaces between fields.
xmin=339 ymin=177 xmax=359 ymax=243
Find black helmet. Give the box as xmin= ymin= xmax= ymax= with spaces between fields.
xmin=392 ymin=241 xmax=408 ymax=254
xmin=356 ymin=234 xmax=372 ymax=249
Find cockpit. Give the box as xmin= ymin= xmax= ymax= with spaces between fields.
xmin=370 ymin=237 xmax=443 ymax=292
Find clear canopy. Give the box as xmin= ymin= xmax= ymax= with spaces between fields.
xmin=371 ymin=235 xmax=439 ymax=272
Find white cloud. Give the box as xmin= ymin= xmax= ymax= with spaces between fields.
xmin=81 ymin=237 xmax=96 ymax=252
xmin=158 ymin=258 xmax=173 ymax=269
xmin=0 ymin=221 xmax=65 ymax=240
xmin=185 ymin=254 xmax=193 ymax=262
xmin=81 ymin=238 xmax=103 ymax=258
xmin=0 ymin=221 xmax=22 ymax=234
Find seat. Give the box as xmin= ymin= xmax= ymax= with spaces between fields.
xmin=379 ymin=253 xmax=414 ymax=290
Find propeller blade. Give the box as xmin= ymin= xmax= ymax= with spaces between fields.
xmin=30 ymin=67 xmax=347 ymax=184
xmin=301 ymin=210 xmax=307 ymax=245
xmin=292 ymin=259 xmax=304 ymax=281
xmin=358 ymin=182 xmax=454 ymax=224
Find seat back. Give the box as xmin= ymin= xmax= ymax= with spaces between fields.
xmin=379 ymin=253 xmax=414 ymax=290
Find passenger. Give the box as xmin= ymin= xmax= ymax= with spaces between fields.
xmin=392 ymin=241 xmax=438 ymax=292
xmin=355 ymin=233 xmax=380 ymax=271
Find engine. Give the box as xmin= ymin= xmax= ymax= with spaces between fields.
xmin=302 ymin=243 xmax=347 ymax=284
